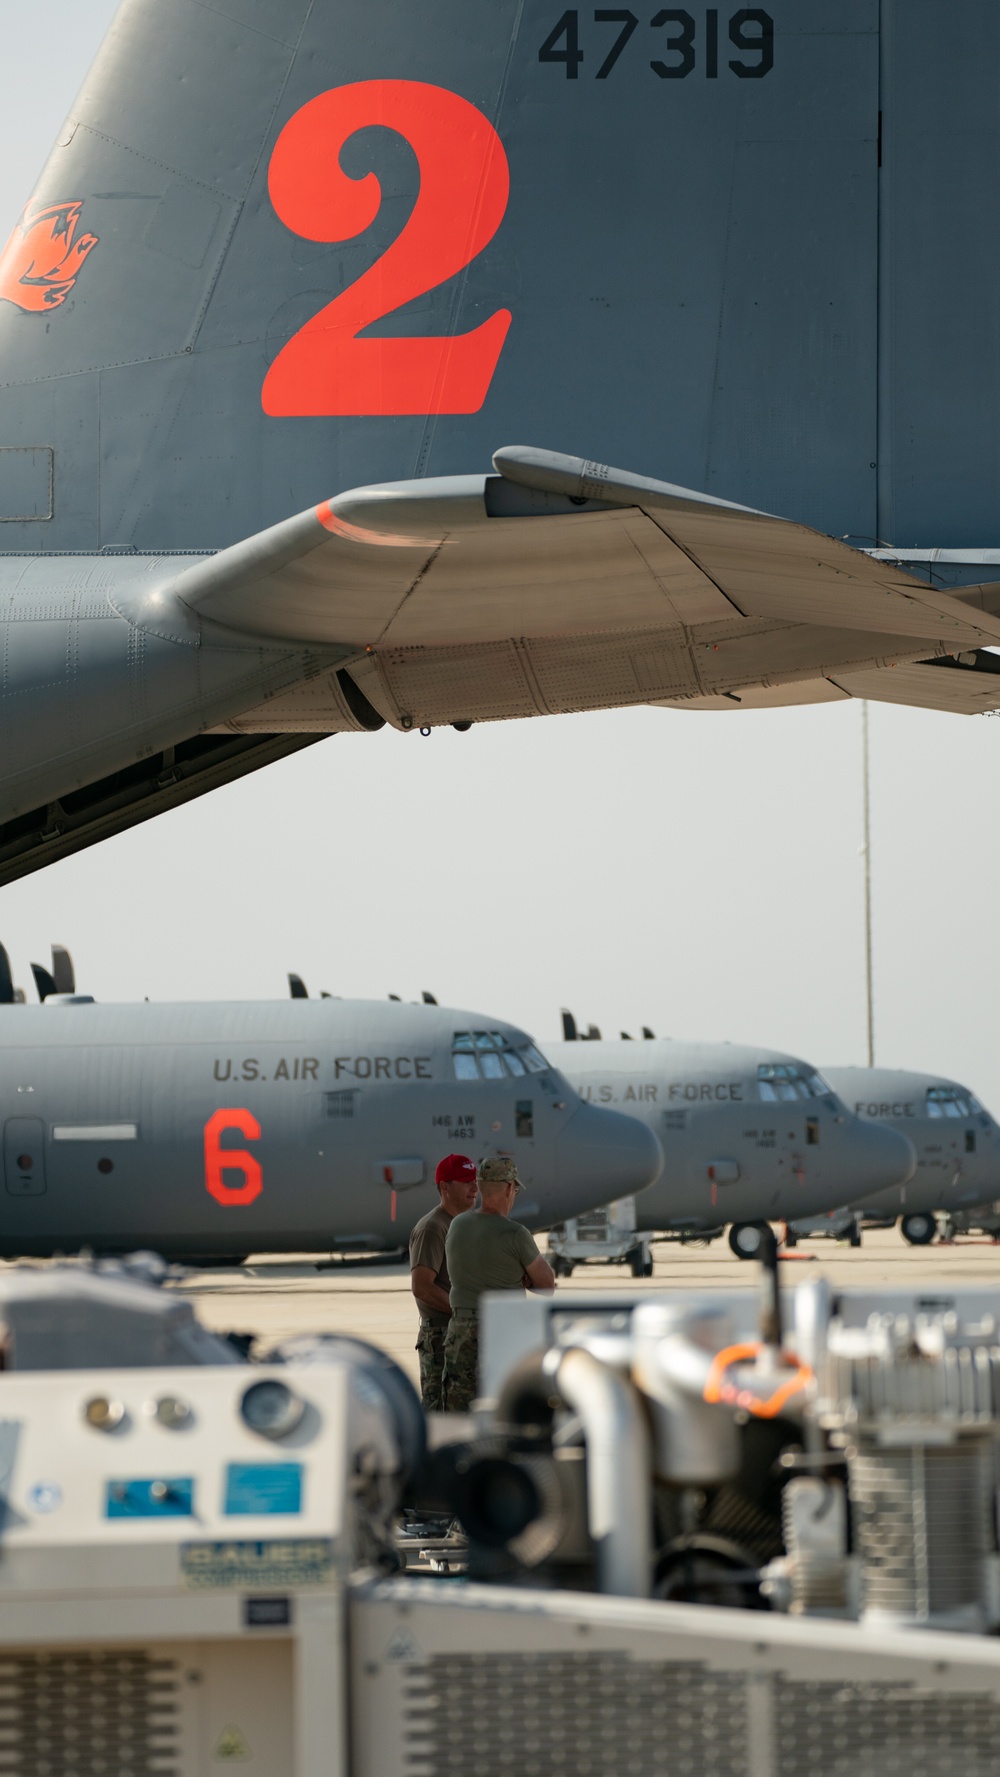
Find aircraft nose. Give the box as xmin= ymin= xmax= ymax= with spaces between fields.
xmin=854 ymin=1119 xmax=916 ymax=1193
xmin=550 ymin=1102 xmax=663 ymax=1220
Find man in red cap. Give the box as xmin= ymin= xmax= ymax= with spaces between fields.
xmin=409 ymin=1154 xmax=479 ymax=1411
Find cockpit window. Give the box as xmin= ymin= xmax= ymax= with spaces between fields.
xmin=451 ymin=1032 xmax=552 ymax=1081
xmin=926 ymin=1085 xmax=976 ymax=1119
xmin=757 ymin=1063 xmax=832 ymax=1103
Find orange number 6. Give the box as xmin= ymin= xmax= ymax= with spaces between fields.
xmin=204 ymin=1108 xmax=263 ymax=1206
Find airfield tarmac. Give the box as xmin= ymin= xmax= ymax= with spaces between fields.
xmin=171 ymin=1227 xmax=1000 ymax=1387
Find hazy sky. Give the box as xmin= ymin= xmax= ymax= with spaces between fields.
xmin=1 ymin=1 xmax=998 ymax=1105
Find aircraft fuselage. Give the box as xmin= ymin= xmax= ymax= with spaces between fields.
xmin=0 ymin=1001 xmax=660 ymax=1260
xmin=553 ymin=1039 xmax=914 ymax=1230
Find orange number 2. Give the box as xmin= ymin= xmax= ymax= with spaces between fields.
xmin=204 ymin=1108 xmax=263 ymax=1207
xmin=262 ymin=79 xmax=511 ymax=417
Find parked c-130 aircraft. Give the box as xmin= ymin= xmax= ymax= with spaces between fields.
xmin=552 ymin=1017 xmax=914 ymax=1253
xmin=0 ymin=961 xmax=660 ymax=1261
xmin=822 ymin=1066 xmax=1000 ymax=1245
xmin=0 ymin=0 xmax=997 ymax=883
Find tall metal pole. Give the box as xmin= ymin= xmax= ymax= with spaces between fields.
xmin=861 ymin=701 xmax=875 ymax=1067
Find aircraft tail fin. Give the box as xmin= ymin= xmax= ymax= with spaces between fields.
xmin=31 ymin=964 xmax=57 ymax=1003
xmin=0 ymin=0 xmax=523 ymax=554
xmin=51 ymin=946 xmax=75 ymax=995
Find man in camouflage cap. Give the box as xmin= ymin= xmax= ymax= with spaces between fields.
xmin=409 ymin=1153 xmax=478 ymax=1411
xmin=442 ymin=1155 xmax=556 ymax=1413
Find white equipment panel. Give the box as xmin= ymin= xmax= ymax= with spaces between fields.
xmin=351 ymin=1578 xmax=1000 ymax=1777
xmin=0 ymin=1364 xmax=378 ymax=1777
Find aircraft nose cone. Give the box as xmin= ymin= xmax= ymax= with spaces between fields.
xmin=858 ymin=1120 xmax=916 ymax=1192
xmin=550 ymin=1102 xmax=663 ymax=1220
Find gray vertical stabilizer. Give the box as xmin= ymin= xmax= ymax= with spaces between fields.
xmin=0 ymin=0 xmax=884 ymax=552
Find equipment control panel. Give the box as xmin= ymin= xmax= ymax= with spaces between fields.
xmin=0 ymin=1366 xmax=351 ymax=1554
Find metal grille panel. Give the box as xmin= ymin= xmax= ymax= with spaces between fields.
xmin=0 ymin=1649 xmax=180 ymax=1777
xmin=775 ymin=1677 xmax=1000 ymax=1777
xmin=849 ymin=1441 xmax=992 ymax=1618
xmin=402 ymin=1652 xmax=750 ymax=1777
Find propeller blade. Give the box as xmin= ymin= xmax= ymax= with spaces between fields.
xmin=561 ymin=1009 xmax=578 ymax=1042
xmin=422 ymin=991 xmax=438 ymax=1005
xmin=288 ymin=973 xmax=308 ymax=999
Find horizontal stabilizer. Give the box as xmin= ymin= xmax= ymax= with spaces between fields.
xmin=173 ymin=447 xmax=1000 ymax=655
xmin=831 ymin=658 xmax=1000 ymax=715
xmin=656 ymin=657 xmax=1000 ymax=716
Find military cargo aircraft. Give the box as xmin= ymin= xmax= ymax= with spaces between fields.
xmin=0 ymin=994 xmax=660 ymax=1262
xmin=809 ymin=1066 xmax=1000 ymax=1246
xmin=0 ymin=0 xmax=997 ymax=883
xmin=551 ymin=1021 xmax=914 ymax=1255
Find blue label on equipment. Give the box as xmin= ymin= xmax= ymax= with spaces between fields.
xmin=224 ymin=1463 xmax=302 ymax=1516
xmin=106 ymin=1478 xmax=194 ymax=1518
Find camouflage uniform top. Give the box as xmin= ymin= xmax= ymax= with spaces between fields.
xmin=409 ymin=1202 xmax=453 ymax=1329
xmin=445 ymin=1211 xmax=540 ymax=1312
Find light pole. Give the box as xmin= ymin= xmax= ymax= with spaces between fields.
xmin=861 ymin=701 xmax=875 ymax=1067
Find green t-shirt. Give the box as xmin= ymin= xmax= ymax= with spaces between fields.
xmin=408 ymin=1201 xmax=452 ymax=1328
xmin=445 ymin=1210 xmax=540 ymax=1312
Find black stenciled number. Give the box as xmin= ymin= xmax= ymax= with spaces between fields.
xmin=729 ymin=7 xmax=773 ymax=77
xmin=538 ymin=7 xmax=773 ymax=80
xmin=539 ymin=9 xmax=584 ymax=76
xmin=594 ymin=9 xmax=639 ymax=77
xmin=650 ymin=9 xmax=696 ymax=78
xmin=705 ymin=7 xmax=718 ymax=76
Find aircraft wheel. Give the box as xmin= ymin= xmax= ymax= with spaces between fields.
xmin=629 ymin=1246 xmax=653 ymax=1278
xmin=783 ymin=1228 xmax=798 ymax=1249
xmin=728 ymin=1221 xmax=769 ymax=1260
xmin=901 ymin=1212 xmax=936 ymax=1246
xmin=551 ymin=1255 xmax=573 ymax=1277
xmin=848 ymin=1221 xmax=863 ymax=1248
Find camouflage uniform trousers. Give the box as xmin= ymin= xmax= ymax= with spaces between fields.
xmin=442 ymin=1310 xmax=479 ymax=1413
xmin=415 ymin=1318 xmax=449 ymax=1413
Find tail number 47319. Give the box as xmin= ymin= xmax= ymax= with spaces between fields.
xmin=262 ymin=80 xmax=512 ymax=418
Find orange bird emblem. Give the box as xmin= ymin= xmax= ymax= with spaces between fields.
xmin=0 ymin=198 xmax=98 ymax=312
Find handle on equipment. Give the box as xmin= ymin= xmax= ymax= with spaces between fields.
xmin=702 ymin=1341 xmax=813 ymax=1419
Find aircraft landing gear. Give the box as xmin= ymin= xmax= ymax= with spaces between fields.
xmin=628 ymin=1244 xmax=653 ymax=1278
xmin=729 ymin=1221 xmax=770 ymax=1261
xmin=901 ymin=1212 xmax=936 ymax=1246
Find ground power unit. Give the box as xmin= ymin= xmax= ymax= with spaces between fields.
xmin=3 ymin=1258 xmax=1000 ymax=1776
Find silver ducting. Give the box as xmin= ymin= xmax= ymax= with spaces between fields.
xmin=478 ymin=1277 xmax=1000 ymax=1630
